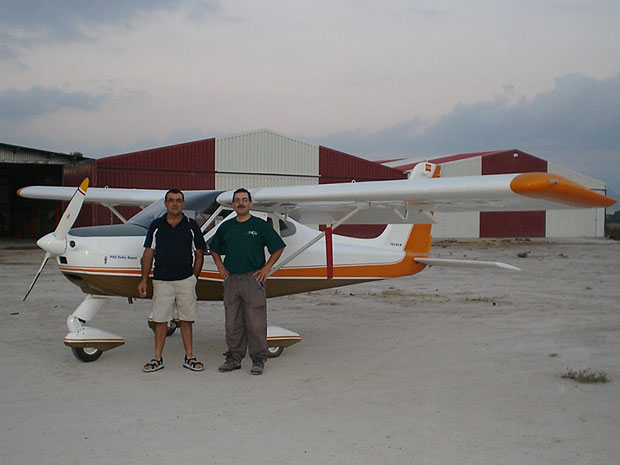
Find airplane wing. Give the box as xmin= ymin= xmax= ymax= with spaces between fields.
xmin=17 ymin=185 xmax=168 ymax=207
xmin=19 ymin=172 xmax=615 ymax=225
xmin=216 ymin=172 xmax=616 ymax=225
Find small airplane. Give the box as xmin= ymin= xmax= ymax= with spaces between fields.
xmin=18 ymin=162 xmax=616 ymax=362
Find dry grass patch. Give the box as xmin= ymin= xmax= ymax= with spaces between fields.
xmin=561 ymin=368 xmax=609 ymax=383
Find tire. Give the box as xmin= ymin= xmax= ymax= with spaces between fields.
xmin=71 ymin=347 xmax=103 ymax=362
xmin=165 ymin=320 xmax=177 ymax=337
xmin=149 ymin=320 xmax=177 ymax=337
xmin=267 ymin=346 xmax=284 ymax=358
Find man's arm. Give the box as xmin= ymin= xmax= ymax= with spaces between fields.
xmin=193 ymin=248 xmax=204 ymax=278
xmin=137 ymin=248 xmax=154 ymax=297
xmin=254 ymin=246 xmax=285 ymax=282
xmin=210 ymin=250 xmax=229 ymax=280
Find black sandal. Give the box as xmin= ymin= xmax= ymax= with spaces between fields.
xmin=183 ymin=355 xmax=204 ymax=372
xmin=143 ymin=357 xmax=164 ymax=373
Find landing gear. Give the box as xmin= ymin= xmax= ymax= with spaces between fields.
xmin=267 ymin=346 xmax=284 ymax=358
xmin=266 ymin=326 xmax=301 ymax=358
xmin=63 ymin=295 xmax=125 ymax=362
xmin=147 ymin=319 xmax=178 ymax=336
xmin=71 ymin=346 xmax=103 ymax=362
xmin=165 ymin=320 xmax=177 ymax=336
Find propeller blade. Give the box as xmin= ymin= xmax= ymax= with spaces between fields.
xmin=25 ymin=178 xmax=89 ymax=301
xmin=23 ymin=252 xmax=50 ymax=301
xmin=54 ymin=178 xmax=89 ymax=241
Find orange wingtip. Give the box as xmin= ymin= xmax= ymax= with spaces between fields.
xmin=510 ymin=173 xmax=616 ymax=208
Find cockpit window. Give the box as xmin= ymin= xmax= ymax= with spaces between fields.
xmin=128 ymin=190 xmax=224 ymax=228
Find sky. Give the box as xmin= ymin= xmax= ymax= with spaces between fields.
xmin=1 ymin=0 xmax=619 ymax=198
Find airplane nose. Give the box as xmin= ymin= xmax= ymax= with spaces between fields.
xmin=37 ymin=232 xmax=67 ymax=256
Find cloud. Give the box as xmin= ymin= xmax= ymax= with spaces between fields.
xmin=0 ymin=86 xmax=108 ymax=121
xmin=0 ymin=1 xmax=221 ymax=51
xmin=322 ymin=73 xmax=620 ymax=157
xmin=318 ymin=72 xmax=620 ymax=194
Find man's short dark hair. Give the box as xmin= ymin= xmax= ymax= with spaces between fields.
xmin=165 ymin=189 xmax=184 ymax=201
xmin=233 ymin=188 xmax=252 ymax=202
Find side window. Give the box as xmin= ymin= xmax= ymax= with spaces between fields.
xmin=267 ymin=215 xmax=295 ymax=237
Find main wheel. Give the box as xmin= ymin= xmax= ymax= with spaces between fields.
xmin=71 ymin=347 xmax=103 ymax=362
xmin=165 ymin=320 xmax=177 ymax=337
xmin=267 ymin=346 xmax=284 ymax=358
xmin=148 ymin=320 xmax=177 ymax=337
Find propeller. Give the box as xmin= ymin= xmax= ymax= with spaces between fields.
xmin=23 ymin=178 xmax=89 ymax=301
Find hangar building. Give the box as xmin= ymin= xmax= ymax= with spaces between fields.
xmin=0 ymin=143 xmax=88 ymax=237
xmin=382 ymin=150 xmax=609 ymax=238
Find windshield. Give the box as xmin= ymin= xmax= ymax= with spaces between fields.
xmin=128 ymin=190 xmax=225 ymax=228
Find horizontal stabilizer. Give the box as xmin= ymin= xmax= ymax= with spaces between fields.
xmin=414 ymin=257 xmax=521 ymax=271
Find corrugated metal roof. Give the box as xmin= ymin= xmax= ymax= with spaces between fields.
xmin=1 ymin=142 xmax=87 ymax=165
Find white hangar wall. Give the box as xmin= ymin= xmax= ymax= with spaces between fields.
xmin=215 ymin=129 xmax=319 ymax=190
xmin=431 ymin=157 xmax=481 ymax=239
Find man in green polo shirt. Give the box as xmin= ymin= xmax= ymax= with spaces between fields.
xmin=210 ymin=188 xmax=285 ymax=375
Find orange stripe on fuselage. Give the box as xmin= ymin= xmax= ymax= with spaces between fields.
xmin=510 ymin=172 xmax=616 ymax=208
xmin=62 ymin=263 xmax=425 ymax=280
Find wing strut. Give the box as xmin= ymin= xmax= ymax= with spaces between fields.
xmin=103 ymin=204 xmax=128 ymax=224
xmin=200 ymin=205 xmax=224 ymax=234
xmin=270 ymin=207 xmax=361 ymax=277
xmin=325 ymin=223 xmax=333 ymax=279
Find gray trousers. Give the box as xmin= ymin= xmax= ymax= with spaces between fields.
xmin=223 ymin=272 xmax=268 ymax=362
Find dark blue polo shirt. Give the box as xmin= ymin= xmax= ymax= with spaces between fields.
xmin=143 ymin=214 xmax=206 ymax=281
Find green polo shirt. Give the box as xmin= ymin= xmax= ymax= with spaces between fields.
xmin=209 ymin=215 xmax=285 ymax=274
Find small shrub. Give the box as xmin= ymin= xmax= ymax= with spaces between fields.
xmin=561 ymin=368 xmax=609 ymax=383
xmin=605 ymin=223 xmax=620 ymax=240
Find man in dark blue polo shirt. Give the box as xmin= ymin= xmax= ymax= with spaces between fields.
xmin=138 ymin=189 xmax=206 ymax=373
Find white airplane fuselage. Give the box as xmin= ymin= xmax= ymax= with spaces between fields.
xmin=57 ymin=218 xmax=431 ymax=300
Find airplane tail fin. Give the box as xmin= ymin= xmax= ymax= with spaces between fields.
xmin=372 ymin=221 xmax=433 ymax=256
xmin=375 ymin=161 xmax=439 ymax=256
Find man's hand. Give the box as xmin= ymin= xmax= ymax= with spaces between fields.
xmin=138 ymin=248 xmax=154 ymax=297
xmin=253 ymin=265 xmax=272 ymax=282
xmin=216 ymin=262 xmax=230 ymax=280
xmin=211 ymin=251 xmax=229 ymax=280
xmin=254 ymin=247 xmax=285 ymax=282
xmin=137 ymin=279 xmax=148 ymax=297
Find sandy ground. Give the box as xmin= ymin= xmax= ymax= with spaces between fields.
xmin=1 ymin=238 xmax=619 ymax=465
